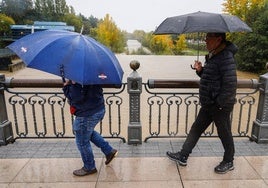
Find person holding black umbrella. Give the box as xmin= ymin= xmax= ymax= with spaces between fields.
xmin=166 ymin=32 xmax=238 ymax=174
xmin=63 ymin=80 xmax=118 ymax=176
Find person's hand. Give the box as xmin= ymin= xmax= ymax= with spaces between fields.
xmin=194 ymin=60 xmax=202 ymax=72
xmin=63 ymin=79 xmax=70 ymax=86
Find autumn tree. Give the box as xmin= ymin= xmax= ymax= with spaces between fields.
xmin=223 ymin=0 xmax=265 ymax=21
xmin=0 ymin=13 xmax=15 ymax=35
xmin=173 ymin=34 xmax=187 ymax=55
xmin=149 ymin=35 xmax=174 ymax=55
xmin=95 ymin=14 xmax=126 ymax=53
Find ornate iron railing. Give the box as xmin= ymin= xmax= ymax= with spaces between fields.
xmin=0 ymin=76 xmax=260 ymax=143
xmin=3 ymin=78 xmax=127 ymax=142
xmin=143 ymin=79 xmax=259 ymax=141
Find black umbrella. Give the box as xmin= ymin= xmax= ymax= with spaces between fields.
xmin=154 ymin=11 xmax=252 ymax=68
xmin=154 ymin=11 xmax=252 ymax=35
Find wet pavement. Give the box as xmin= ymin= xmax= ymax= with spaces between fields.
xmin=0 ymin=138 xmax=268 ymax=188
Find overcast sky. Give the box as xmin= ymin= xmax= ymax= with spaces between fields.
xmin=65 ymin=0 xmax=225 ymax=33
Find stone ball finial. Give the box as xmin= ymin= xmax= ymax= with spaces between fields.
xmin=130 ymin=60 xmax=140 ymax=71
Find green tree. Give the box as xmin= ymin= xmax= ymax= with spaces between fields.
xmin=76 ymin=14 xmax=100 ymax=35
xmin=223 ymin=0 xmax=268 ymax=73
xmin=1 ymin=0 xmax=34 ymax=24
xmin=234 ymin=4 xmax=268 ymax=73
xmin=133 ymin=30 xmax=146 ymax=42
xmin=61 ymin=13 xmax=82 ymax=33
xmin=33 ymin=0 xmax=70 ymax=21
xmin=55 ymin=0 xmax=69 ymax=16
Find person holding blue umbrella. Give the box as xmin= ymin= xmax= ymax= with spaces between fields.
xmin=7 ymin=29 xmax=123 ymax=176
xmin=63 ymin=80 xmax=118 ymax=176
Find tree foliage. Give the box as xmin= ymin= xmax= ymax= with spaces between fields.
xmin=173 ymin=34 xmax=187 ymax=55
xmin=0 ymin=0 xmax=127 ymax=52
xmin=234 ymin=4 xmax=268 ymax=73
xmin=95 ymin=14 xmax=126 ymax=53
xmin=223 ymin=0 xmax=268 ymax=74
xmin=149 ymin=35 xmax=174 ymax=55
xmin=0 ymin=13 xmax=15 ymax=35
xmin=1 ymin=0 xmax=33 ymax=24
xmin=223 ymin=0 xmax=265 ymax=21
xmin=33 ymin=0 xmax=69 ymax=21
xmin=61 ymin=13 xmax=82 ymax=33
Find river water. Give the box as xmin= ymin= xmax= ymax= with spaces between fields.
xmin=5 ymin=55 xmax=258 ymax=83
xmin=3 ymin=39 xmax=258 ymax=80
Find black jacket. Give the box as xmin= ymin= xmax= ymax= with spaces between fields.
xmin=197 ymin=41 xmax=238 ymax=109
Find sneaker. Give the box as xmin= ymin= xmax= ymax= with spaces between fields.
xmin=166 ymin=151 xmax=187 ymax=166
xmin=73 ymin=167 xmax=97 ymax=176
xmin=214 ymin=161 xmax=234 ymax=174
xmin=105 ymin=149 xmax=118 ymax=165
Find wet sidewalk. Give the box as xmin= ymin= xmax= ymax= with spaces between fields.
xmin=0 ymin=138 xmax=268 ymax=188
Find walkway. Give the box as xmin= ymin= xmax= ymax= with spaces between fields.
xmin=0 ymin=138 xmax=268 ymax=188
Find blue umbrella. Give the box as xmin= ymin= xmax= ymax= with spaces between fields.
xmin=7 ymin=30 xmax=124 ymax=85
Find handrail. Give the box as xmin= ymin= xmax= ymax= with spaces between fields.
xmin=147 ymin=79 xmax=259 ymax=89
xmin=3 ymin=78 xmax=122 ymax=88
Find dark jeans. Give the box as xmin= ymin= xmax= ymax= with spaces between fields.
xmin=181 ymin=105 xmax=235 ymax=162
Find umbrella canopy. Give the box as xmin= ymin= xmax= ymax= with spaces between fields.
xmin=7 ymin=30 xmax=124 ymax=85
xmin=154 ymin=11 xmax=252 ymax=35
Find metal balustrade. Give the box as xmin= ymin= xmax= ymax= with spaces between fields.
xmin=0 ymin=74 xmax=261 ymax=144
xmin=143 ymin=79 xmax=259 ymax=141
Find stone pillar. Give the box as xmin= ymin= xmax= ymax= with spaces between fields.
xmin=127 ymin=60 xmax=142 ymax=144
xmin=251 ymin=72 xmax=268 ymax=143
xmin=0 ymin=74 xmax=14 ymax=145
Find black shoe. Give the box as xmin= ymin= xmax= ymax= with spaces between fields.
xmin=166 ymin=151 xmax=187 ymax=166
xmin=73 ymin=167 xmax=97 ymax=176
xmin=105 ymin=149 xmax=118 ymax=165
xmin=214 ymin=161 xmax=234 ymax=174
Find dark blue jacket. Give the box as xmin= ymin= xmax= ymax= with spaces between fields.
xmin=63 ymin=83 xmax=104 ymax=117
xmin=197 ymin=41 xmax=238 ymax=109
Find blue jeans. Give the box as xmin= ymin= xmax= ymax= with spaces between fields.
xmin=73 ymin=109 xmax=113 ymax=170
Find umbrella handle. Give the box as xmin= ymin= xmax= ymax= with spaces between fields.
xmin=60 ymin=65 xmax=66 ymax=83
xmin=61 ymin=76 xmax=66 ymax=83
xmin=190 ymin=64 xmax=196 ymax=70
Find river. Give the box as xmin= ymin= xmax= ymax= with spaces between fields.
xmin=3 ymin=54 xmax=258 ymax=82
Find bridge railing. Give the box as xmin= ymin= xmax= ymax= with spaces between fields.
xmin=1 ymin=62 xmax=267 ymax=145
